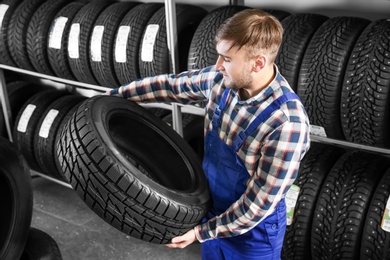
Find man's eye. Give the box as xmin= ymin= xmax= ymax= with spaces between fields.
xmin=223 ymin=58 xmax=230 ymax=62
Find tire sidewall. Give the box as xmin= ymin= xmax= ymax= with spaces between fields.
xmin=90 ymin=96 xmax=209 ymax=206
xmin=0 ymin=137 xmax=33 ymax=259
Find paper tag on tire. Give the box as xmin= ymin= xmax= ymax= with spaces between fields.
xmin=39 ymin=109 xmax=59 ymax=138
xmin=68 ymin=23 xmax=80 ymax=59
xmin=48 ymin=16 xmax=68 ymax=49
xmin=17 ymin=104 xmax=36 ymax=133
xmin=0 ymin=4 xmax=9 ymax=30
xmin=381 ymin=195 xmax=390 ymax=232
xmin=141 ymin=24 xmax=159 ymax=62
xmin=115 ymin=26 xmax=131 ymax=63
xmin=310 ymin=125 xmax=327 ymax=137
xmin=91 ymin=25 xmax=104 ymax=62
xmin=285 ymin=184 xmax=300 ymax=225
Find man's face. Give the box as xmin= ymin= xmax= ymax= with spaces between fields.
xmin=215 ymin=40 xmax=254 ymax=91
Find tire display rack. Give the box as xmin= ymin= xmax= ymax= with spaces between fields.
xmin=1 ymin=0 xmax=390 ymax=256
xmin=0 ymin=0 xmax=389 ymax=188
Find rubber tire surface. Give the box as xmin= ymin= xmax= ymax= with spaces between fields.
xmin=13 ymin=90 xmax=68 ymax=171
xmin=34 ymin=95 xmax=86 ymax=180
xmin=341 ymin=19 xmax=390 ymax=148
xmin=113 ymin=3 xmax=163 ymax=84
xmin=20 ymin=227 xmax=62 ymax=260
xmin=139 ymin=4 xmax=208 ymax=77
xmin=7 ymin=0 xmax=47 ymax=70
xmin=297 ymin=17 xmax=370 ymax=140
xmin=56 ymin=96 xmax=210 ymax=244
xmin=0 ymin=81 xmax=45 ymax=138
xmin=89 ymin=2 xmax=140 ymax=87
xmin=275 ymin=13 xmax=328 ymax=91
xmin=0 ymin=0 xmax=24 ymax=66
xmin=0 ymin=137 xmax=33 ymax=260
xmin=26 ymin=0 xmax=69 ymax=75
xmin=67 ymin=0 xmax=113 ymax=85
xmin=47 ymin=1 xmax=87 ymax=80
xmin=282 ymin=143 xmax=345 ymax=260
xmin=311 ymin=151 xmax=390 ymax=260
xmin=360 ymin=167 xmax=390 ymax=260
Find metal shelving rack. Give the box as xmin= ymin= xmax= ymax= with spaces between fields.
xmin=1 ymin=0 xmax=390 ymax=189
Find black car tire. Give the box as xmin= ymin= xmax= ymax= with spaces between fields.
xmin=57 ymin=96 xmax=210 ymax=244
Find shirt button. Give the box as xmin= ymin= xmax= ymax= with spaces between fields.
xmin=271 ymin=224 xmax=277 ymax=230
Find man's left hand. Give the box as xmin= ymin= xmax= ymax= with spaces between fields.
xmin=165 ymin=229 xmax=197 ymax=249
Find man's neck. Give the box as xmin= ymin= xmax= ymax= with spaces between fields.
xmin=240 ymin=65 xmax=276 ymax=100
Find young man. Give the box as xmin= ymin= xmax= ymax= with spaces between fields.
xmin=107 ymin=9 xmax=310 ymax=260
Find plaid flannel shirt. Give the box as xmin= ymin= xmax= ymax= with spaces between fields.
xmin=108 ymin=65 xmax=311 ymax=243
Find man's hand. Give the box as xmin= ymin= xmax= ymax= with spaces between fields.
xmin=165 ymin=229 xmax=197 ymax=249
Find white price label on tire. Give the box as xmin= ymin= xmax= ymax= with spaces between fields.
xmin=49 ymin=16 xmax=68 ymax=49
xmin=285 ymin=184 xmax=300 ymax=226
xmin=381 ymin=195 xmax=390 ymax=232
xmin=68 ymin=23 xmax=80 ymax=59
xmin=115 ymin=26 xmax=131 ymax=63
xmin=0 ymin=4 xmax=9 ymax=30
xmin=91 ymin=25 xmax=104 ymax=62
xmin=310 ymin=125 xmax=327 ymax=137
xmin=17 ymin=104 xmax=36 ymax=133
xmin=39 ymin=109 xmax=59 ymax=138
xmin=141 ymin=24 xmax=159 ymax=62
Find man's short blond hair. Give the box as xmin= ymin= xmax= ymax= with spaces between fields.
xmin=215 ymin=9 xmax=283 ymax=63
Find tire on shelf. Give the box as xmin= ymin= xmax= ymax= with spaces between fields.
xmin=311 ymin=151 xmax=390 ymax=260
xmin=7 ymin=0 xmax=47 ymax=71
xmin=341 ymin=19 xmax=390 ymax=148
xmin=113 ymin=3 xmax=163 ymax=84
xmin=263 ymin=8 xmax=290 ymax=22
xmin=187 ymin=5 xmax=251 ymax=70
xmin=20 ymin=227 xmax=62 ymax=260
xmin=26 ymin=0 xmax=70 ymax=76
xmin=13 ymin=89 xmax=68 ymax=172
xmin=139 ymin=4 xmax=208 ymax=78
xmin=47 ymin=1 xmax=87 ymax=81
xmin=0 ymin=81 xmax=45 ymax=139
xmin=275 ymin=13 xmax=328 ymax=92
xmin=56 ymin=96 xmax=210 ymax=244
xmin=0 ymin=136 xmax=33 ymax=260
xmin=281 ymin=143 xmax=345 ymax=260
xmin=34 ymin=94 xmax=86 ymax=180
xmin=67 ymin=0 xmax=113 ymax=85
xmin=0 ymin=0 xmax=24 ymax=67
xmin=89 ymin=2 xmax=141 ymax=87
xmin=297 ymin=17 xmax=370 ymax=140
xmin=360 ymin=167 xmax=390 ymax=259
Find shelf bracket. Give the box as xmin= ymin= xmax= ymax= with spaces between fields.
xmin=165 ymin=0 xmax=183 ymax=136
xmin=0 ymin=68 xmax=13 ymax=141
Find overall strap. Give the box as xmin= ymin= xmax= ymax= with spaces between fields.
xmin=212 ymin=88 xmax=231 ymax=129
xmin=232 ymin=92 xmax=300 ymax=151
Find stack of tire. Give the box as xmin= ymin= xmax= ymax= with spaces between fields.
xmin=9 ymin=84 xmax=87 ymax=181
xmin=281 ymin=143 xmax=390 ymax=259
xmin=0 ymin=0 xmax=208 ymax=86
xmin=0 ymin=137 xmax=62 ymax=259
xmin=1 ymin=0 xmax=390 ymax=257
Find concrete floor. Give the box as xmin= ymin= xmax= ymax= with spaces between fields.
xmin=30 ymin=176 xmax=202 ymax=260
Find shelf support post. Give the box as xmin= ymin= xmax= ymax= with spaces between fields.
xmin=0 ymin=69 xmax=13 ymax=141
xmin=165 ymin=0 xmax=183 ymax=136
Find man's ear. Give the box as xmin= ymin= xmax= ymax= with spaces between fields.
xmin=253 ymin=54 xmax=267 ymax=72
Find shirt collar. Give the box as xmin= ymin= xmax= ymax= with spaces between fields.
xmin=234 ymin=64 xmax=283 ymax=105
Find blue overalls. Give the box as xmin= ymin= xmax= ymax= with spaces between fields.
xmin=201 ymin=89 xmax=299 ymax=260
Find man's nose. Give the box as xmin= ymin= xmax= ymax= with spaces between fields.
xmin=215 ymin=56 xmax=224 ymax=70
